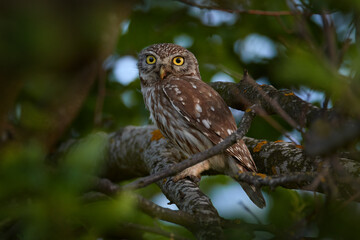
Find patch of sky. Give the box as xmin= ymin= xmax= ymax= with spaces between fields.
xmin=311 ymin=12 xmax=355 ymax=43
xmin=15 ymin=103 xmax=21 ymax=121
xmin=333 ymin=12 xmax=356 ymax=42
xmin=113 ymin=56 xmax=139 ymax=86
xmin=279 ymin=86 xmax=331 ymax=143
xmin=356 ymin=142 xmax=360 ymax=152
xmin=210 ymin=72 xmax=235 ymax=83
xmin=292 ymin=0 xmax=306 ymax=12
xmin=280 ymin=128 xmax=303 ymax=144
xmin=234 ymin=34 xmax=277 ymax=63
xmin=136 ymin=0 xmax=185 ymax=12
xmin=120 ymin=19 xmax=130 ymax=35
xmin=294 ymin=86 xmax=330 ymax=106
xmin=121 ymin=90 xmax=137 ymax=108
xmin=256 ymin=77 xmax=270 ymax=85
xmin=151 ymin=179 xmax=270 ymax=227
xmin=208 ymin=180 xmax=270 ymax=223
xmin=188 ymin=7 xmax=237 ymax=26
xmin=152 ymin=193 xmax=179 ymax=211
xmin=174 ymin=34 xmax=194 ymax=48
xmin=230 ymin=108 xmax=244 ymax=125
xmin=208 ymin=34 xmax=223 ymax=45
xmin=338 ymin=65 xmax=353 ymax=77
xmin=310 ymin=14 xmax=323 ymax=27
xmin=103 ymin=55 xmax=117 ymax=71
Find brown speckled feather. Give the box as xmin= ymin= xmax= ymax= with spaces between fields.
xmin=163 ymin=77 xmax=257 ymax=172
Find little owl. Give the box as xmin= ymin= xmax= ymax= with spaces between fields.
xmin=138 ymin=43 xmax=265 ymax=208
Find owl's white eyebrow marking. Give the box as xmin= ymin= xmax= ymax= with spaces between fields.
xmin=210 ymin=106 xmax=215 ymax=111
xmin=190 ymin=82 xmax=197 ymax=89
xmin=195 ymin=104 xmax=202 ymax=113
xmin=227 ymin=129 xmax=233 ymax=135
xmin=202 ymin=119 xmax=211 ymax=129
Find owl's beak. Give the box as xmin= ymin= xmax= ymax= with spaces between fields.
xmin=160 ymin=66 xmax=167 ymax=80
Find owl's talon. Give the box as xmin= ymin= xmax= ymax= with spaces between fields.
xmin=188 ymin=175 xmax=201 ymax=185
xmin=173 ymin=171 xmax=201 ymax=185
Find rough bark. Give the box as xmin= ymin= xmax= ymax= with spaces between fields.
xmin=104 ymin=125 xmax=360 ymax=193
xmin=209 ymin=75 xmax=342 ymax=128
xmin=105 ymin=126 xmax=223 ymax=239
xmin=75 ymin=123 xmax=359 ymax=239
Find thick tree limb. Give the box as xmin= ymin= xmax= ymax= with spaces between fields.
xmin=100 ymin=125 xmax=360 ymax=200
xmin=89 ymin=177 xmax=274 ymax=236
xmin=105 ymin=126 xmax=223 ymax=239
xmin=210 ymin=75 xmax=360 ymax=155
xmin=209 ymin=75 xmax=342 ymax=128
xmin=59 ymin=122 xmax=360 ymax=239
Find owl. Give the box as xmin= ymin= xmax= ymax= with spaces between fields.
xmin=138 ymin=43 xmax=265 ymax=208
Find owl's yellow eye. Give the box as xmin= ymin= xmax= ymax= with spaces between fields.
xmin=172 ymin=56 xmax=184 ymax=66
xmin=146 ymin=55 xmax=156 ymax=64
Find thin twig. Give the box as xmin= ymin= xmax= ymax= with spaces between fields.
xmin=89 ymin=177 xmax=197 ymax=226
xmin=234 ymin=172 xmax=316 ymax=189
xmin=219 ymin=67 xmax=301 ymax=144
xmin=321 ymin=12 xmax=337 ymax=67
xmin=275 ymin=15 xmax=293 ymax=34
xmin=239 ymin=201 xmax=262 ymax=224
xmin=303 ymin=164 xmax=330 ymax=191
xmin=122 ymin=108 xmax=257 ymax=190
xmin=220 ymin=218 xmax=275 ymax=233
xmin=177 ymin=0 xmax=296 ymax=16
xmin=244 ymin=74 xmax=301 ymax=133
xmin=136 ymin=195 xmax=196 ymax=227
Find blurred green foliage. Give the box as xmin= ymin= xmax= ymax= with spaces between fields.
xmin=1 ymin=0 xmax=360 ymax=239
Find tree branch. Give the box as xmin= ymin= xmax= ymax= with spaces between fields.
xmin=209 ymin=74 xmax=341 ymax=128
xmin=89 ymin=177 xmax=274 ymax=237
xmin=98 ymin=125 xmax=360 ymax=198
xmin=89 ymin=178 xmax=196 ymax=227
xmin=58 ymin=120 xmax=360 ymax=239
xmin=234 ymin=171 xmax=316 ymax=189
xmin=209 ymin=74 xmax=360 ymax=155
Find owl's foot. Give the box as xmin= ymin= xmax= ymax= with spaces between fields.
xmin=172 ymin=163 xmax=209 ymax=185
xmin=173 ymin=170 xmax=201 ymax=185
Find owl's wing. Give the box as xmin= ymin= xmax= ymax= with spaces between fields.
xmin=162 ymin=77 xmax=256 ymax=172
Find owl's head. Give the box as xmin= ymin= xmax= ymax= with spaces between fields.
xmin=137 ymin=43 xmax=200 ymax=86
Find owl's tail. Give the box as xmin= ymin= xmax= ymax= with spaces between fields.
xmin=227 ymin=155 xmax=266 ymax=208
xmin=236 ymin=181 xmax=266 ymax=209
